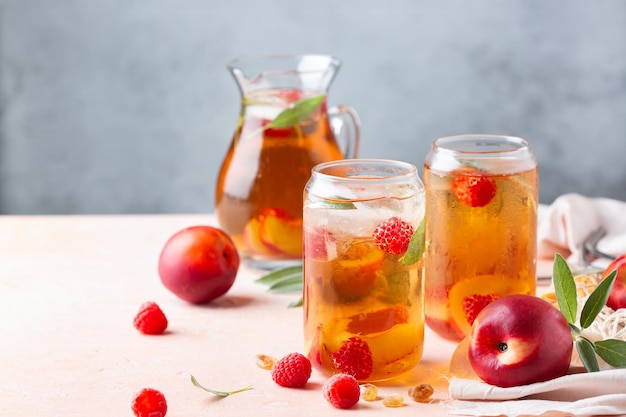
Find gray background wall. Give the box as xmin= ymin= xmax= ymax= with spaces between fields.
xmin=1 ymin=0 xmax=625 ymax=214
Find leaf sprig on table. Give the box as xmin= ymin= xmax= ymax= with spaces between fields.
xmin=553 ymin=253 xmax=626 ymax=371
xmin=191 ymin=375 xmax=252 ymax=397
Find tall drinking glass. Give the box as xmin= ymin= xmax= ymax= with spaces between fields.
xmin=303 ymin=159 xmax=425 ymax=382
xmin=423 ymin=135 xmax=538 ymax=341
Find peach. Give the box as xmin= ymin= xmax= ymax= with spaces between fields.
xmin=468 ymin=294 xmax=573 ymax=387
xmin=158 ymin=226 xmax=240 ymax=304
xmin=601 ymin=254 xmax=626 ymax=310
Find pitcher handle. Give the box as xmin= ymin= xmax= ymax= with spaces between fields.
xmin=328 ymin=105 xmax=361 ymax=159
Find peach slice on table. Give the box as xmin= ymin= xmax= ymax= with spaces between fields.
xmin=258 ymin=208 xmax=303 ymax=257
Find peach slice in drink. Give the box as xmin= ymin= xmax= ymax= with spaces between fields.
xmin=330 ymin=241 xmax=384 ymax=300
xmin=448 ymin=275 xmax=531 ymax=336
xmin=243 ymin=216 xmax=280 ymax=256
xmin=259 ymin=208 xmax=303 ymax=256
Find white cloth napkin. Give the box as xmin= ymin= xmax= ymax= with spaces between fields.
xmin=537 ymin=193 xmax=626 ymax=266
xmin=448 ymin=369 xmax=626 ymax=416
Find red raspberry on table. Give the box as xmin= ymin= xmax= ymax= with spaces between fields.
xmin=271 ymin=352 xmax=312 ymax=388
xmin=131 ymin=387 xmax=167 ymax=417
xmin=323 ymin=373 xmax=360 ymax=409
xmin=451 ymin=173 xmax=496 ymax=207
xmin=331 ymin=337 xmax=373 ymax=380
xmin=133 ymin=301 xmax=168 ymax=335
xmin=373 ymin=217 xmax=414 ymax=255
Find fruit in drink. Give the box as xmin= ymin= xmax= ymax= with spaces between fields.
xmin=158 ymin=226 xmax=239 ymax=304
xmin=468 ymin=294 xmax=573 ymax=388
xmin=448 ymin=275 xmax=530 ymax=336
xmin=601 ymin=254 xmax=626 ymax=310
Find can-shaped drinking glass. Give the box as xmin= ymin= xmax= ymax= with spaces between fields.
xmin=423 ymin=135 xmax=538 ymax=341
xmin=303 ymin=159 xmax=426 ymax=382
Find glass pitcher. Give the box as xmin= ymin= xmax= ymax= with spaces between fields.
xmin=215 ymin=54 xmax=360 ymax=268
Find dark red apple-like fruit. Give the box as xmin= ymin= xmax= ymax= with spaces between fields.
xmin=158 ymin=225 xmax=240 ymax=304
xmin=601 ymin=254 xmax=626 ymax=310
xmin=468 ymin=294 xmax=573 ymax=388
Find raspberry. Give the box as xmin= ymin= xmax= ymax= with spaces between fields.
xmin=133 ymin=301 xmax=168 ymax=335
xmin=271 ymin=352 xmax=312 ymax=388
xmin=463 ymin=293 xmax=498 ymax=325
xmin=131 ymin=387 xmax=167 ymax=417
xmin=373 ymin=217 xmax=414 ymax=255
xmin=451 ymin=173 xmax=496 ymax=207
xmin=331 ymin=337 xmax=373 ymax=380
xmin=323 ymin=374 xmax=360 ymax=409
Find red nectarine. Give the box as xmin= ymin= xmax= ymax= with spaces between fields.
xmin=468 ymin=294 xmax=573 ymax=387
xmin=158 ymin=226 xmax=240 ymax=304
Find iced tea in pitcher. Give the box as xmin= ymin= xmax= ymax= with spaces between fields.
xmin=423 ymin=135 xmax=538 ymax=341
xmin=216 ymin=55 xmax=359 ymax=267
xmin=303 ymin=159 xmax=426 ymax=382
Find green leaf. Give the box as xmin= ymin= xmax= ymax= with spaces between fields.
xmin=268 ymin=94 xmax=326 ymax=128
xmin=255 ymin=265 xmax=302 ymax=286
xmin=595 ymin=339 xmax=626 ymax=368
xmin=308 ymin=195 xmax=357 ymax=210
xmin=400 ymin=217 xmax=425 ymax=266
xmin=580 ymin=270 xmax=617 ymax=328
xmin=288 ymin=297 xmax=303 ymax=308
xmin=553 ymin=253 xmax=578 ymax=324
xmin=575 ymin=337 xmax=600 ymax=372
xmin=268 ymin=275 xmax=303 ymax=293
xmin=191 ymin=375 xmax=252 ymax=397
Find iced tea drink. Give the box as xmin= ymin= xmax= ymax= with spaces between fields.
xmin=303 ymin=159 xmax=425 ymax=382
xmin=216 ymin=89 xmax=345 ymax=261
xmin=423 ymin=135 xmax=538 ymax=341
xmin=216 ymin=55 xmax=359 ymax=267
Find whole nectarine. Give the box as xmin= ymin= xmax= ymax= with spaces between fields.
xmin=602 ymin=254 xmax=626 ymax=310
xmin=468 ymin=294 xmax=573 ymax=387
xmin=158 ymin=226 xmax=240 ymax=304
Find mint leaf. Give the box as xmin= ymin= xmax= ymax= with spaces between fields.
xmin=191 ymin=375 xmax=252 ymax=397
xmin=288 ymin=297 xmax=303 ymax=308
xmin=595 ymin=339 xmax=626 ymax=368
xmin=575 ymin=337 xmax=600 ymax=372
xmin=268 ymin=94 xmax=326 ymax=128
xmin=255 ymin=265 xmax=302 ymax=285
xmin=400 ymin=217 xmax=425 ymax=267
xmin=580 ymin=270 xmax=616 ymax=328
xmin=553 ymin=253 xmax=578 ymax=324
xmin=256 ymin=265 xmax=304 ymax=307
xmin=268 ymin=274 xmax=303 ymax=293
xmin=308 ymin=195 xmax=356 ymax=210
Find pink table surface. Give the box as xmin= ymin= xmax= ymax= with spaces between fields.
xmin=0 ymin=214 xmax=548 ymax=416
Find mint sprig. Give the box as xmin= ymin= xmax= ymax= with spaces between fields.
xmin=267 ymin=94 xmax=326 ymax=129
xmin=553 ymin=253 xmax=626 ymax=371
xmin=400 ymin=217 xmax=425 ymax=267
xmin=191 ymin=375 xmax=252 ymax=397
xmin=255 ymin=265 xmax=303 ymax=307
